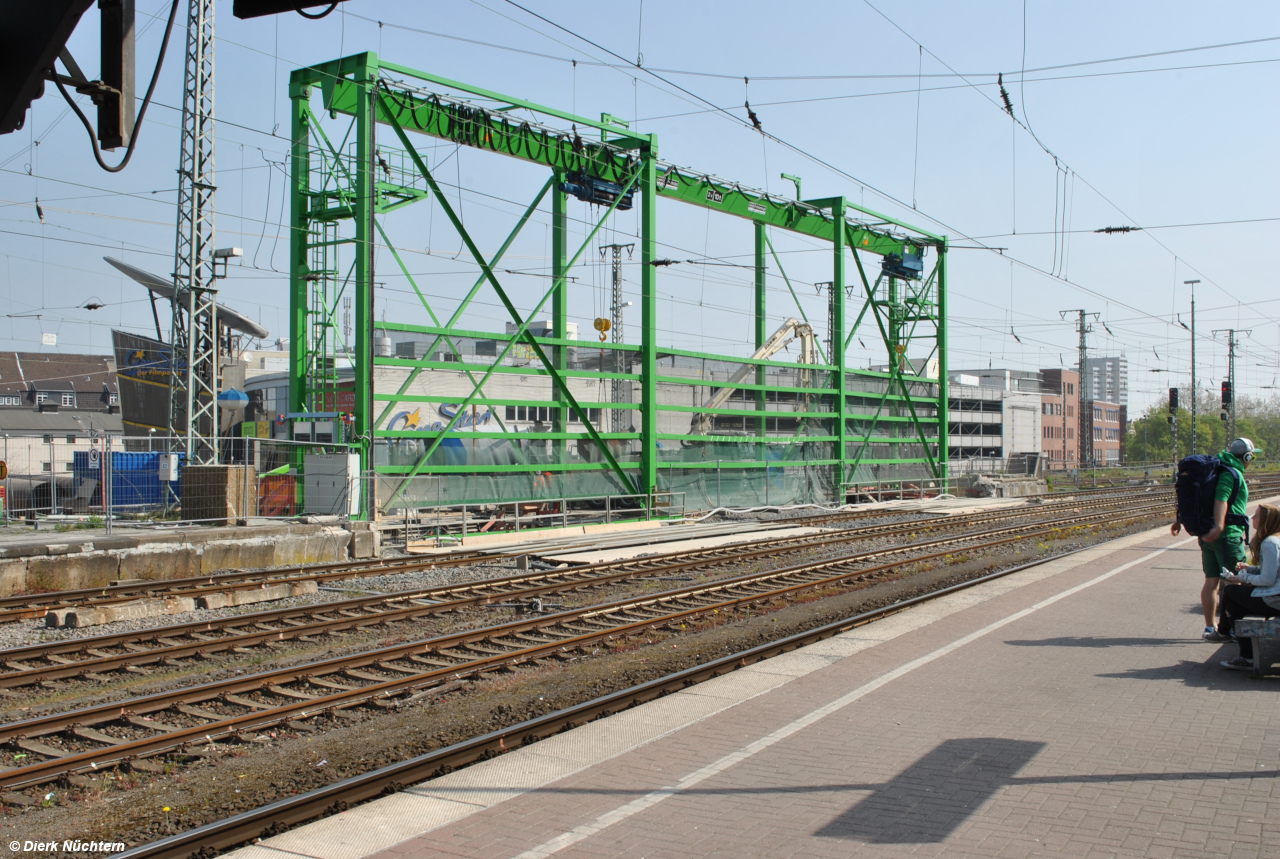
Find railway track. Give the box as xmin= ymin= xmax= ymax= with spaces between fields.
xmin=0 ymin=491 xmax=1173 ymax=687
xmin=0 ymin=485 xmax=1187 ymax=626
xmin=0 ymin=499 xmax=1166 ymax=789
xmin=0 ymin=512 xmax=930 ymax=624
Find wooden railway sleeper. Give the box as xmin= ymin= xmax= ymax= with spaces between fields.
xmin=15 ymin=738 xmax=68 ymax=759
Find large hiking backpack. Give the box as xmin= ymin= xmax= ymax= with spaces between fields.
xmin=1175 ymin=454 xmax=1249 ymax=539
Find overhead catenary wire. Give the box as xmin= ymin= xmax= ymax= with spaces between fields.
xmin=4 ymin=3 xmax=1274 ymax=402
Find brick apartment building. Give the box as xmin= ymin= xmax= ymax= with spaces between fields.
xmin=1039 ymin=369 xmax=1078 ymax=470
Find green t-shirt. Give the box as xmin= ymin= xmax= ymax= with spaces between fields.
xmin=1215 ymin=449 xmax=1249 ymax=538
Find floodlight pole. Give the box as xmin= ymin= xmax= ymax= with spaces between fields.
xmin=1186 ymin=280 xmax=1199 ymax=454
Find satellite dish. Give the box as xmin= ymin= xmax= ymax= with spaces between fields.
xmin=104 ymin=257 xmax=270 ymax=339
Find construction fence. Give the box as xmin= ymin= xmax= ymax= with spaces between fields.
xmin=0 ymin=435 xmax=357 ymax=525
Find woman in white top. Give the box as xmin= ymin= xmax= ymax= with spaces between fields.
xmin=1218 ymin=502 xmax=1280 ymax=669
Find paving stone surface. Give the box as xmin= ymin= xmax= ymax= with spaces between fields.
xmin=239 ymin=524 xmax=1280 ymax=859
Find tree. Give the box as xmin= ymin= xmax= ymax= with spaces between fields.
xmin=1126 ymin=391 xmax=1280 ymax=465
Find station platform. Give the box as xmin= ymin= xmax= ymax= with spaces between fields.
xmin=227 ymin=521 xmax=1280 ymax=859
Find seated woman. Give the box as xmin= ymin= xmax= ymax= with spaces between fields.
xmin=1219 ymin=502 xmax=1280 ymax=670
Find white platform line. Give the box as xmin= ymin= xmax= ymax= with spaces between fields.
xmin=512 ymin=541 xmax=1186 ymax=859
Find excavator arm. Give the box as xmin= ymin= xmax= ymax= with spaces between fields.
xmin=690 ymin=317 xmax=814 ymax=436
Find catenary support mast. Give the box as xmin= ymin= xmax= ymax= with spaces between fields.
xmin=602 ymin=243 xmax=633 ymax=433
xmin=169 ymin=0 xmax=219 ymax=463
xmin=1061 ymin=309 xmax=1097 ymax=467
xmin=1213 ymin=327 xmax=1249 ymax=441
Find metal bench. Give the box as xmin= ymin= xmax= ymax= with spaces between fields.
xmin=1230 ymin=618 xmax=1280 ymax=676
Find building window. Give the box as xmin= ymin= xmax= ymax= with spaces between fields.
xmin=61 ymin=393 xmax=75 ymax=407
xmin=505 ymin=406 xmax=516 ymax=420
xmin=65 ymin=435 xmax=76 ymax=444
xmin=64 ymin=462 xmax=74 ymax=471
xmin=35 ymin=392 xmax=48 ymax=404
xmin=108 ymin=393 xmax=119 ymax=405
xmin=42 ymin=462 xmax=51 ymax=472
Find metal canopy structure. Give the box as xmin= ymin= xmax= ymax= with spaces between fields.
xmin=288 ymin=53 xmax=949 ymax=517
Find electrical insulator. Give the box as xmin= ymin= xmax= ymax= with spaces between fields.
xmin=1168 ymin=387 xmax=1179 ymax=413
xmin=1221 ymin=381 xmax=1233 ymax=407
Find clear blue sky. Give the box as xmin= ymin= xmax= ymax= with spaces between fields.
xmin=1 ymin=0 xmax=1276 ymax=415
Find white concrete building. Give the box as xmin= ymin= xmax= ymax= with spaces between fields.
xmin=1079 ymin=355 xmax=1128 ymax=406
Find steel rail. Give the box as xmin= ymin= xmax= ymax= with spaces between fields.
xmin=0 ymin=505 xmax=1161 ymax=788
xmin=0 ymin=491 xmax=1134 ymax=631
xmin=0 ymin=508 xmax=1129 ymax=718
xmin=0 ymin=495 xmax=1169 ymax=686
xmin=0 ymin=516 xmax=918 ymax=623
xmin=0 ymin=484 xmax=1183 ymax=623
xmin=795 ymin=475 xmax=1279 ymax=526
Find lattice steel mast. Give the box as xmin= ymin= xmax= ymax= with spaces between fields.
xmin=169 ymin=0 xmax=219 ymax=463
xmin=1213 ymin=327 xmax=1249 ymax=440
xmin=1061 ymin=308 xmax=1097 ymax=467
xmin=602 ymin=243 xmax=633 ymax=432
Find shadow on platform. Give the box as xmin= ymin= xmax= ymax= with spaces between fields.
xmin=1097 ymin=659 xmax=1278 ymax=685
xmin=1004 ymin=636 xmax=1184 ymax=648
xmin=814 ymin=738 xmax=1044 ymax=843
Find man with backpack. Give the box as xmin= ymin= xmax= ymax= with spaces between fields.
xmin=1171 ymin=437 xmax=1260 ymax=641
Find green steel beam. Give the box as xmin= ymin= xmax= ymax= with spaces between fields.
xmin=827 ymin=197 xmax=848 ymax=487
xmin=288 ymin=52 xmax=948 ymax=515
xmin=288 ymin=88 xmax=311 ymax=414
xmin=754 ymin=222 xmax=767 ymax=441
xmin=937 ymin=241 xmax=950 ymax=491
xmin=639 ymin=152 xmax=659 ymax=502
xmin=763 ymin=232 xmax=829 ymax=365
xmin=375 ymin=84 xmax=639 ymax=498
xmin=312 ymin=59 xmax=936 ymax=257
xmin=355 ymin=56 xmax=376 ymax=509
xmin=552 ymin=169 xmax=568 ymax=464
xmin=371 ymin=222 xmax=518 ymax=442
xmin=849 ymin=248 xmax=942 ymax=479
xmin=373 ymin=178 xmax=553 ymax=430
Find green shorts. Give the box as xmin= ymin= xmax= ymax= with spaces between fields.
xmin=1200 ymin=532 xmax=1248 ymax=579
